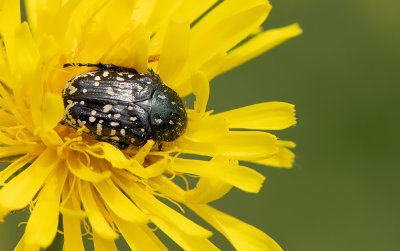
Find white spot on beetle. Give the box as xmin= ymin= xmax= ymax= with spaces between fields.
xmin=128 ymin=106 xmax=133 ymax=110
xmin=158 ymin=94 xmax=166 ymax=99
xmin=171 ymin=101 xmax=176 ymax=105
xmin=96 ymin=124 xmax=102 ymax=135
xmin=116 ymin=76 xmax=125 ymax=81
xmin=110 ymin=122 xmax=119 ymax=127
xmin=137 ymin=85 xmax=143 ymax=91
xmin=80 ymin=101 xmax=85 ymax=105
xmin=120 ymin=129 xmax=126 ymax=135
xmin=146 ymin=81 xmax=151 ymax=84
xmin=155 ymin=118 xmax=162 ymax=123
xmin=128 ymin=74 xmax=133 ymax=78
xmin=117 ymin=72 xmax=123 ymax=76
xmin=103 ymin=104 xmax=113 ymax=112
xmin=82 ymin=89 xmax=87 ymax=93
xmin=95 ymin=76 xmax=101 ymax=81
xmin=68 ymin=86 xmax=78 ymax=94
xmin=99 ymin=120 xmax=104 ymax=123
xmin=140 ymin=128 xmax=145 ymax=132
xmin=130 ymin=116 xmax=137 ymax=121
xmin=89 ymin=116 xmax=96 ymax=122
xmin=77 ymin=119 xmax=86 ymax=127
xmin=130 ymin=138 xmax=135 ymax=143
xmin=94 ymin=81 xmax=99 ymax=86
xmin=110 ymin=129 xmax=116 ymax=135
xmin=169 ymin=120 xmax=174 ymax=125
xmin=107 ymin=86 xmax=115 ymax=95
xmin=114 ymin=114 xmax=121 ymax=118
xmin=108 ymin=114 xmax=112 ymax=118
xmin=91 ymin=110 xmax=97 ymax=115
xmin=103 ymin=71 xmax=109 ymax=77
xmin=111 ymin=136 xmax=119 ymax=141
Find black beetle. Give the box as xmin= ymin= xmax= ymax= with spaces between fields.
xmin=62 ymin=63 xmax=187 ymax=149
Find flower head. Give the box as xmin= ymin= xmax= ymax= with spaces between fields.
xmin=0 ymin=0 xmax=301 ymax=250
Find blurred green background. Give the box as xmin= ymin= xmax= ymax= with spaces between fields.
xmin=1 ymin=0 xmax=400 ymax=250
xmin=207 ymin=0 xmax=400 ymax=250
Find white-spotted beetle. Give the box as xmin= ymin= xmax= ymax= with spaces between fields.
xmin=62 ymin=63 xmax=187 ymax=149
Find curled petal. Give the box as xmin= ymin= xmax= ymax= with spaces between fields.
xmin=66 ymin=151 xmax=111 ymax=183
xmin=172 ymin=158 xmax=265 ymax=193
xmin=253 ymin=141 xmax=296 ymax=168
xmin=189 ymin=204 xmax=283 ymax=251
xmin=185 ymin=176 xmax=232 ymax=204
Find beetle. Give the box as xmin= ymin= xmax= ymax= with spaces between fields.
xmin=61 ymin=63 xmax=187 ymax=149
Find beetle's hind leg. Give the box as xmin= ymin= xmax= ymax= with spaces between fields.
xmin=63 ymin=63 xmax=138 ymax=74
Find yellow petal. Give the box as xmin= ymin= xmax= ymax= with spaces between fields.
xmin=158 ymin=20 xmax=190 ymax=84
xmin=117 ymin=179 xmax=212 ymax=238
xmin=132 ymin=0 xmax=156 ymax=25
xmin=14 ymin=22 xmax=40 ymax=77
xmin=94 ymin=0 xmax=136 ymax=40
xmin=24 ymin=164 xmax=68 ymax=248
xmin=185 ymin=176 xmax=232 ymax=204
xmin=253 ymin=141 xmax=295 ymax=168
xmin=219 ymin=23 xmax=303 ymax=74
xmin=170 ymin=0 xmax=218 ymax=23
xmin=66 ymin=151 xmax=111 ymax=183
xmin=0 ymin=148 xmax=58 ymax=210
xmin=0 ymin=109 xmax=17 ymax=126
xmin=93 ymin=179 xmax=148 ymax=223
xmin=93 ymin=232 xmax=117 ymax=251
xmin=41 ymin=93 xmax=64 ymax=131
xmin=0 ymin=0 xmax=20 ymax=72
xmin=0 ymin=145 xmax=33 ymax=160
xmin=14 ymin=235 xmax=40 ymax=251
xmin=133 ymin=29 xmax=150 ymax=73
xmin=88 ymin=143 xmax=166 ymax=178
xmin=0 ymin=154 xmax=35 ymax=185
xmin=190 ymin=71 xmax=209 ymax=115
xmin=0 ymin=205 xmax=9 ymax=222
xmin=149 ymin=175 xmax=186 ymax=203
xmin=212 ymin=102 xmax=296 ymax=130
xmin=151 ymin=217 xmax=219 ymax=251
xmin=0 ymin=130 xmax=20 ymax=145
xmin=143 ymin=0 xmax=184 ymax=34
xmin=62 ymin=182 xmax=85 ymax=251
xmin=176 ymin=1 xmax=270 ymax=86
xmin=0 ymin=0 xmax=20 ymax=36
xmin=178 ymin=131 xmax=278 ymax=161
xmin=189 ymin=204 xmax=283 ymax=251
xmin=109 ymin=210 xmax=168 ymax=251
xmin=172 ymin=158 xmax=265 ymax=193
xmin=77 ymin=180 xmax=118 ymax=240
xmin=184 ymin=116 xmax=228 ymax=142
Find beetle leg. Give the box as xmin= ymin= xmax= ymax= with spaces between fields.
xmin=157 ymin=142 xmax=163 ymax=151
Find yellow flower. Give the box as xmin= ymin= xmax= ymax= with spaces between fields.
xmin=0 ymin=0 xmax=301 ymax=250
